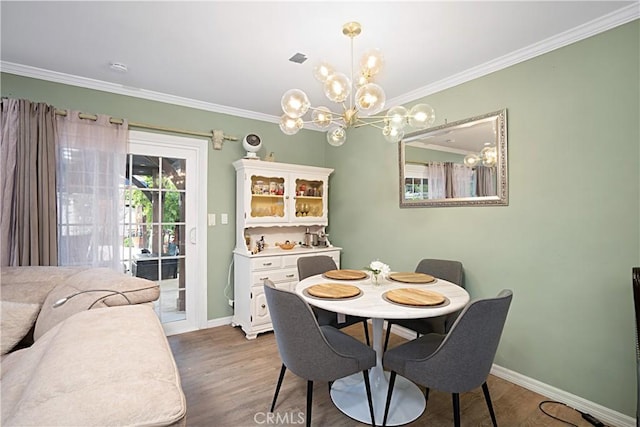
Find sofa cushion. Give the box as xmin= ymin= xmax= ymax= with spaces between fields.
xmin=0 ymin=301 xmax=40 ymax=355
xmin=0 ymin=266 xmax=81 ymax=304
xmin=1 ymin=304 xmax=186 ymax=426
xmin=34 ymin=268 xmax=159 ymax=340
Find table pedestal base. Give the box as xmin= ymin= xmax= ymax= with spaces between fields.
xmin=330 ymin=370 xmax=425 ymax=426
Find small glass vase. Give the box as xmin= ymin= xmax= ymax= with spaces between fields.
xmin=371 ymin=272 xmax=383 ymax=286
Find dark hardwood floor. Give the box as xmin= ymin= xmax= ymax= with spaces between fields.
xmin=168 ymin=324 xmax=593 ymax=426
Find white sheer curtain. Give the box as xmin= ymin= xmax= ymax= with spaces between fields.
xmin=56 ymin=111 xmax=128 ymax=271
xmin=426 ymin=162 xmax=446 ymax=199
xmin=452 ymin=164 xmax=475 ymax=198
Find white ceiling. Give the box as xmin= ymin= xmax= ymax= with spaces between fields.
xmin=1 ymin=1 xmax=638 ymax=125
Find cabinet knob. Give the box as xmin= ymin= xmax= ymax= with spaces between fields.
xmin=263 ymin=262 xmax=272 ymax=266
xmin=260 ymin=276 xmax=269 ymax=281
xmin=261 ymin=304 xmax=266 ymax=309
xmin=286 ymin=274 xmax=295 ymax=278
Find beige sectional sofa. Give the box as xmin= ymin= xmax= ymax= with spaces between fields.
xmin=0 ymin=267 xmax=187 ymax=426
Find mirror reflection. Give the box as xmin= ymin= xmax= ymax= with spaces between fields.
xmin=399 ymin=109 xmax=508 ymax=207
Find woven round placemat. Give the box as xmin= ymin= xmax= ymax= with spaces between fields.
xmin=388 ymin=272 xmax=436 ymax=284
xmin=384 ymin=288 xmax=446 ymax=306
xmin=323 ymin=269 xmax=368 ymax=280
xmin=306 ymin=283 xmax=362 ymax=299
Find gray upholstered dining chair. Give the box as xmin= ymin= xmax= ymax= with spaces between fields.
xmin=264 ymin=280 xmax=376 ymax=427
xmin=382 ymin=289 xmax=513 ymax=427
xmin=298 ymin=255 xmax=370 ymax=345
xmin=384 ymin=258 xmax=464 ymax=351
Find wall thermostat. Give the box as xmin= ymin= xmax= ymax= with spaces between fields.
xmin=242 ymin=134 xmax=262 ymax=159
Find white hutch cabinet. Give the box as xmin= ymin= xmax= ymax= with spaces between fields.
xmin=232 ymin=159 xmax=341 ymax=339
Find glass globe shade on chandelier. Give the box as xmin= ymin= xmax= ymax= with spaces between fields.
xmin=463 ymin=145 xmax=498 ymax=168
xmin=279 ymin=21 xmax=436 ymax=146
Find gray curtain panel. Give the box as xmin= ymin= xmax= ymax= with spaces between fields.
xmin=476 ymin=166 xmax=497 ymax=197
xmin=444 ymin=162 xmax=454 ymax=199
xmin=0 ymin=98 xmax=58 ymax=266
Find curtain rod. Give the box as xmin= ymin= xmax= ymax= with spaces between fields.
xmin=54 ymin=109 xmax=237 ymax=150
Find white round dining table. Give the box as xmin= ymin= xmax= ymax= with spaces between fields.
xmin=296 ymin=272 xmax=470 ymax=426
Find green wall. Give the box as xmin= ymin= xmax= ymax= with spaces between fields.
xmin=0 ymin=73 xmax=327 ymax=320
xmin=326 ymin=20 xmax=639 ymax=417
xmin=2 ymin=19 xmax=638 ymax=418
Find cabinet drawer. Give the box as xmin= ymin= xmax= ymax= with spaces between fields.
xmin=282 ymin=251 xmax=341 ymax=269
xmin=252 ymin=268 xmax=298 ymax=286
xmin=251 ymin=256 xmax=282 ymax=271
xmin=282 ymin=254 xmax=303 ymax=269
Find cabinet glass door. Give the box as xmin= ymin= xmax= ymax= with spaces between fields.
xmin=248 ymin=174 xmax=288 ymax=223
xmin=292 ymin=177 xmax=326 ymax=222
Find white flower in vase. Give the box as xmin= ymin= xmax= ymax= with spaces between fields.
xmin=366 ymin=260 xmax=390 ymax=286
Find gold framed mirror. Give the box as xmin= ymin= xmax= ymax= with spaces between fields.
xmin=399 ymin=109 xmax=508 ymax=208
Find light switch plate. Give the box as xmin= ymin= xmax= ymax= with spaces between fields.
xmin=221 ymin=213 xmax=228 ymax=224
xmin=208 ymin=213 xmax=216 ymax=226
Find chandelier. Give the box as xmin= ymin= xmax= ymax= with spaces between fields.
xmin=279 ymin=21 xmax=436 ymax=146
xmin=463 ymin=145 xmax=497 ymax=168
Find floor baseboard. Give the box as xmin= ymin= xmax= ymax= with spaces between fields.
xmin=490 ymin=365 xmax=635 ymax=427
xmin=206 ymin=316 xmax=233 ymax=329
xmin=388 ymin=323 xmax=635 ymax=427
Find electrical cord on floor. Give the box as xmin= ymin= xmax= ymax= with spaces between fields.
xmin=539 ymin=401 xmax=578 ymax=426
xmin=223 ymin=256 xmax=234 ymax=303
xmin=538 ymin=400 xmax=607 ymax=427
xmin=577 ymin=409 xmax=606 ymax=427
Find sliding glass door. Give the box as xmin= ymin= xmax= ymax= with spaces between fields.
xmin=122 ymin=131 xmax=207 ymax=335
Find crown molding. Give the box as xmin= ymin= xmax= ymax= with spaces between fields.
xmin=387 ymin=3 xmax=640 ymax=108
xmin=0 ymin=61 xmax=278 ymax=124
xmin=2 ymin=4 xmax=637 ymax=125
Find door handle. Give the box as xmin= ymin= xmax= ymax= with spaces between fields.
xmin=189 ymin=227 xmax=197 ymax=244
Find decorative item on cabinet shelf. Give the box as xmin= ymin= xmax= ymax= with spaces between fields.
xmin=296 ymin=202 xmax=311 ymax=217
xmin=296 ymin=183 xmax=323 ymax=197
xmin=302 ymin=229 xmax=329 ymax=248
xmin=253 ymin=180 xmax=265 ymax=195
xmin=276 ymin=240 xmax=296 ymax=250
xmin=251 ymin=179 xmax=285 ymax=196
xmin=317 ymin=230 xmax=328 ymax=247
xmin=304 ymin=228 xmax=312 ymax=247
xmin=256 ymin=236 xmax=265 ymax=253
xmin=242 ymin=134 xmax=262 ymax=159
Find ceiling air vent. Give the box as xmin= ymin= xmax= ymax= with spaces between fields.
xmin=288 ymin=53 xmax=307 ymax=64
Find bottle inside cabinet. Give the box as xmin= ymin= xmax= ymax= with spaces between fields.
xmin=250 ymin=175 xmax=285 ymax=218
xmin=294 ymin=179 xmax=324 ymax=218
